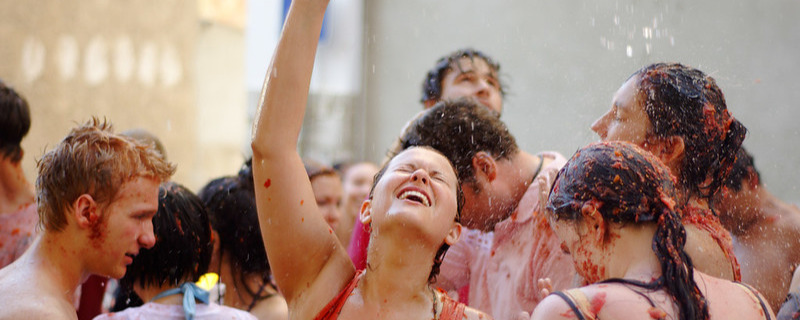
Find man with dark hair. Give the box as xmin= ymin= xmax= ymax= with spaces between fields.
xmin=715 ymin=147 xmax=800 ymax=310
xmin=400 ymin=99 xmax=575 ymax=319
xmin=0 ymin=118 xmax=175 ymax=319
xmin=421 ymin=48 xmax=504 ymax=114
xmin=0 ymin=79 xmax=37 ymax=269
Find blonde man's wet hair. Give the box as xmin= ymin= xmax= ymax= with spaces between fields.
xmin=35 ymin=117 xmax=176 ymax=231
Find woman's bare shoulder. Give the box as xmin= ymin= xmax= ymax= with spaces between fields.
xmin=530 ymin=293 xmax=577 ymax=320
xmin=250 ymin=293 xmax=289 ymax=320
xmin=694 ymin=272 xmax=775 ymax=319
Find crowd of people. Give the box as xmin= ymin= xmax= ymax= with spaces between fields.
xmin=1 ymin=0 xmax=799 ymax=319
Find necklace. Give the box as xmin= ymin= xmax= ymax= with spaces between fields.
xmin=429 ymin=286 xmax=440 ymax=320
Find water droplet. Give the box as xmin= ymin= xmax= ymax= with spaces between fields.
xmin=626 ymin=45 xmax=633 ymax=57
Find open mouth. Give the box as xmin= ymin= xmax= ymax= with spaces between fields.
xmin=398 ymin=189 xmax=431 ymax=207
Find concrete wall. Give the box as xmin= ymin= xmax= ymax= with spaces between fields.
xmin=0 ymin=0 xmax=247 ymax=191
xmin=362 ymin=1 xmax=800 ymax=202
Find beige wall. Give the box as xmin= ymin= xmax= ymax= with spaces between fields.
xmin=1 ymin=0 xmax=246 ymax=191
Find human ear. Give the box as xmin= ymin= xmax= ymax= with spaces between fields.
xmin=580 ymin=203 xmax=607 ymax=243
xmin=73 ymin=194 xmax=99 ymax=228
xmin=645 ymin=136 xmax=685 ymax=169
xmin=359 ymin=200 xmax=372 ymax=225
xmin=471 ymin=151 xmax=497 ymax=182
xmin=444 ymin=222 xmax=462 ymax=245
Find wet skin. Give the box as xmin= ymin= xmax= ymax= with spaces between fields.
xmin=436 ymin=57 xmax=503 ymax=114
xmin=89 ymin=177 xmax=159 ymax=279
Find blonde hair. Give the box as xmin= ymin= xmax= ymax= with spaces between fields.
xmin=36 ymin=117 xmax=176 ymax=231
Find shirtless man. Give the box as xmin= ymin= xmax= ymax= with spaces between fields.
xmin=0 ymin=118 xmax=174 ymax=319
xmin=715 ymin=147 xmax=800 ymax=309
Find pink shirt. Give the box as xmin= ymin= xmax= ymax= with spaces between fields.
xmin=0 ymin=203 xmax=38 ymax=268
xmin=436 ymin=152 xmax=577 ymax=319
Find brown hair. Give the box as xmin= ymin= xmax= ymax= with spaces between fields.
xmin=633 ymin=63 xmax=746 ymax=201
xmin=398 ymin=98 xmax=519 ymax=184
xmin=35 ymin=117 xmax=175 ymax=231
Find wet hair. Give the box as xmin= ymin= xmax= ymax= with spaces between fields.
xmin=121 ymin=182 xmax=213 ymax=289
xmin=0 ymin=79 xmax=31 ymax=163
xmin=398 ymin=98 xmax=519 ymax=185
xmin=35 ymin=117 xmax=175 ymax=232
xmin=367 ymin=146 xmax=465 ymax=284
xmin=420 ymin=48 xmax=504 ymax=103
xmin=547 ymin=141 xmax=709 ymax=320
xmin=198 ymin=159 xmax=274 ymax=305
xmin=632 ymin=63 xmax=746 ymax=201
xmin=722 ymin=147 xmax=761 ymax=192
xmin=303 ymin=158 xmax=339 ymax=181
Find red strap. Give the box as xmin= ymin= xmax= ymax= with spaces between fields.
xmin=439 ymin=289 xmax=466 ymax=320
xmin=313 ymin=270 xmax=363 ymax=320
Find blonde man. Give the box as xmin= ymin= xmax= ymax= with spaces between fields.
xmin=0 ymin=118 xmax=174 ymax=320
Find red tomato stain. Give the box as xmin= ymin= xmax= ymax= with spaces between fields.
xmin=10 ymin=228 xmax=20 ymax=236
xmin=263 ymin=179 xmax=271 ymax=189
xmin=647 ymin=307 xmax=667 ymax=319
xmin=589 ymin=291 xmax=606 ymax=314
xmin=300 ymin=200 xmax=304 ymax=206
xmin=558 ymin=309 xmax=575 ymax=318
xmin=301 ymin=217 xmax=304 ymax=222
xmin=329 ymin=228 xmax=333 ymax=234
xmin=175 ymin=217 xmax=184 ymax=235
xmin=89 ymin=216 xmax=107 ymax=247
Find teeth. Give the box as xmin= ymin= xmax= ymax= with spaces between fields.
xmin=399 ymin=190 xmax=430 ymax=207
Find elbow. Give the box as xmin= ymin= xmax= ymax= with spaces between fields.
xmin=251 ymin=139 xmax=267 ymax=158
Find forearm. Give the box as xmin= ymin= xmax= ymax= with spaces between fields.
xmin=251 ymin=0 xmax=329 ymax=156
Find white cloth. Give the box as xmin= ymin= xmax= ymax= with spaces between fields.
xmin=93 ymin=302 xmax=257 ymax=320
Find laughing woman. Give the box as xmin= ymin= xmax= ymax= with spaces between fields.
xmin=249 ymin=1 xmax=490 ymax=319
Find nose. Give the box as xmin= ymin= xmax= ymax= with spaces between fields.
xmin=410 ymin=169 xmax=430 ymax=185
xmin=474 ymin=79 xmax=491 ymax=98
xmin=139 ymin=220 xmax=156 ymax=249
xmin=326 ymin=207 xmax=341 ymax=226
xmin=591 ymin=112 xmax=609 ymax=139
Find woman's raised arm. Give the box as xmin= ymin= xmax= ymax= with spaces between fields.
xmin=251 ymin=0 xmax=353 ymax=305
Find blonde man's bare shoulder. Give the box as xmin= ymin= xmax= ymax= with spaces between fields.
xmin=0 ymin=267 xmax=77 ymax=320
xmin=0 ymin=293 xmax=77 ymax=320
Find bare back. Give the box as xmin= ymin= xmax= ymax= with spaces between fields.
xmin=735 ymin=204 xmax=800 ymax=310
xmin=533 ymin=271 xmax=774 ymax=320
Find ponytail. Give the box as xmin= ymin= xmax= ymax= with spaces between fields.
xmin=652 ymin=206 xmax=709 ymax=320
